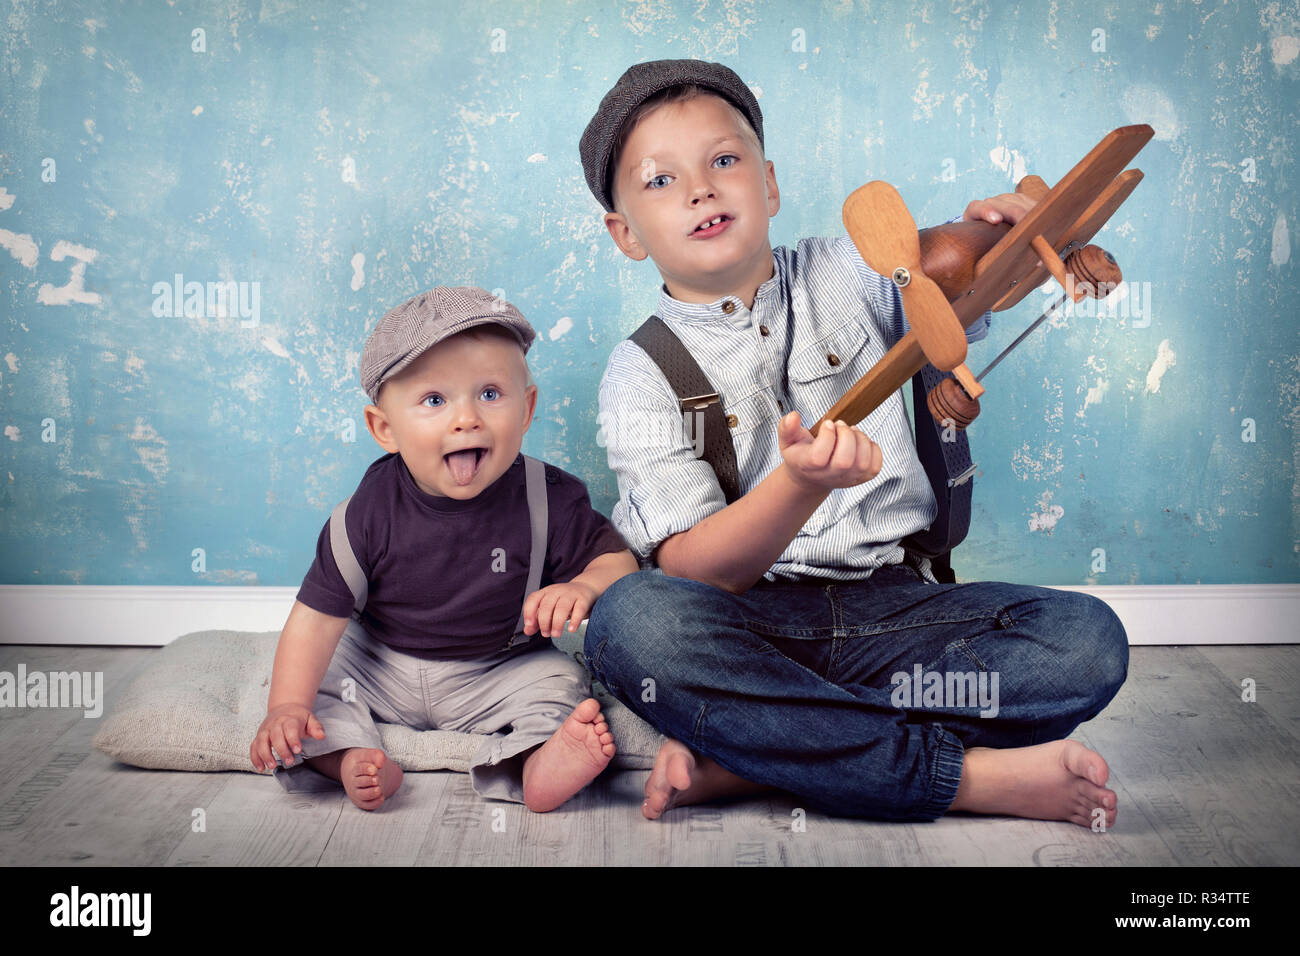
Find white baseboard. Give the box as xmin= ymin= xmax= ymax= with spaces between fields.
xmin=1047 ymin=584 xmax=1298 ymax=645
xmin=0 ymin=584 xmax=1296 ymax=647
xmin=0 ymin=586 xmax=298 ymax=647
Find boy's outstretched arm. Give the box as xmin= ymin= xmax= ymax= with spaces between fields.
xmin=524 ymin=549 xmax=639 ymax=638
xmin=249 ymin=600 xmax=349 ymax=771
xmin=657 ymin=413 xmax=880 ymax=595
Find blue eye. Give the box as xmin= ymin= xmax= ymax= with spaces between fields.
xmin=422 ymin=394 xmax=444 ymax=407
xmin=481 ymin=387 xmax=500 ymax=401
xmin=646 ymin=173 xmax=673 ymax=190
xmin=714 ymin=154 xmax=738 ymax=168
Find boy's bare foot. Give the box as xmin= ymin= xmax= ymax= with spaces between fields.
xmin=336 ymin=748 xmax=403 ymax=811
xmin=949 ymin=739 xmax=1118 ymax=828
xmin=642 ymin=738 xmax=770 ymax=820
xmin=521 ymin=698 xmax=616 ymax=813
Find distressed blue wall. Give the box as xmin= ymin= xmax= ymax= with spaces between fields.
xmin=0 ymin=0 xmax=1295 ymax=588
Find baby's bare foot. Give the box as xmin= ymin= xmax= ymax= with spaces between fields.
xmin=521 ymin=698 xmax=616 ymax=813
xmin=642 ymin=738 xmax=769 ymax=820
xmin=949 ymin=739 xmax=1118 ymax=828
xmin=338 ymin=748 xmax=403 ymax=811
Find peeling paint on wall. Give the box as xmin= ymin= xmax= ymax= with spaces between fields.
xmin=1144 ymin=340 xmax=1177 ymax=395
xmin=1029 ymin=491 xmax=1065 ymax=533
xmin=1272 ymin=213 xmax=1291 ymax=267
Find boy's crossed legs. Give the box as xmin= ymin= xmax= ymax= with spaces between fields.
xmin=273 ymin=621 xmax=615 ymax=812
xmin=585 ymin=562 xmax=1129 ymax=827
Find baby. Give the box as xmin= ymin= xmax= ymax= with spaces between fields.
xmin=250 ymin=285 xmax=639 ymax=812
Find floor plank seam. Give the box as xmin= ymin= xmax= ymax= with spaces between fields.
xmin=314 ymin=798 xmax=345 ymax=867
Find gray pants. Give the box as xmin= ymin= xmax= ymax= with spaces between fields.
xmin=274 ymin=619 xmax=591 ymax=803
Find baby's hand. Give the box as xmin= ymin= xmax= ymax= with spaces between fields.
xmin=778 ymin=411 xmax=882 ymax=493
xmin=524 ymin=581 xmax=598 ymax=638
xmin=963 ymin=191 xmax=1037 ymax=226
xmin=250 ymin=702 xmax=325 ymax=772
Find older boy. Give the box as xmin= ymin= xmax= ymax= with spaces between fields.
xmin=579 ymin=60 xmax=1128 ymax=826
xmin=250 ymin=286 xmax=638 ymax=812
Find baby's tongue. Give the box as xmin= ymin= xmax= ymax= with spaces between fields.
xmin=445 ymin=449 xmax=480 ymax=485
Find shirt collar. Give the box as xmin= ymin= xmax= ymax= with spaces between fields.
xmin=653 ymin=253 xmax=786 ymax=330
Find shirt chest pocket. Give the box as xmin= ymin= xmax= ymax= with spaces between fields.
xmin=785 ymin=311 xmax=880 ymax=537
xmin=787 ymin=310 xmax=876 ymax=395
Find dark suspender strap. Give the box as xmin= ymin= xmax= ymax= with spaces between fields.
xmin=900 ymin=362 xmax=975 ymax=576
xmin=628 ymin=315 xmax=743 ymax=505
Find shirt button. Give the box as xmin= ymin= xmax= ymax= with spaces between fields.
xmin=827 ymin=353 xmax=840 ymax=366
xmin=721 ymin=300 xmax=736 ymax=314
xmin=759 ymin=324 xmax=769 ymax=336
xmin=725 ymin=414 xmax=739 ymax=428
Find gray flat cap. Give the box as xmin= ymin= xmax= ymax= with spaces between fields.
xmin=579 ymin=58 xmax=764 ymax=212
xmin=360 ymin=286 xmax=535 ymax=403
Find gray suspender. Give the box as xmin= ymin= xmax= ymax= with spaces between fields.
xmin=329 ymin=496 xmax=368 ymax=620
xmin=328 ymin=455 xmax=548 ymax=642
xmin=515 ymin=454 xmax=548 ymax=638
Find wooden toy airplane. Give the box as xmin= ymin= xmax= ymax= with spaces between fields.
xmin=814 ymin=124 xmax=1155 ymax=433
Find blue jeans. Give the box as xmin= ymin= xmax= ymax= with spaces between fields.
xmin=584 ymin=561 xmax=1129 ymax=821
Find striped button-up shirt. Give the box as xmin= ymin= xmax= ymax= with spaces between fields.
xmin=597 ymin=233 xmax=990 ymax=584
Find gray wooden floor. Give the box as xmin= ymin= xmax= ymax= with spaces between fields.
xmin=1 ymin=642 xmax=1297 ymax=866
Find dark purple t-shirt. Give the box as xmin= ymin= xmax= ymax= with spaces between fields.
xmin=296 ymin=452 xmax=629 ymax=658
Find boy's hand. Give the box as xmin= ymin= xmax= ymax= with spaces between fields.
xmin=524 ymin=581 xmax=599 ymax=638
xmin=250 ymin=702 xmax=325 ymax=772
xmin=778 ymin=411 xmax=882 ymax=493
xmin=963 ymin=191 xmax=1036 ymax=226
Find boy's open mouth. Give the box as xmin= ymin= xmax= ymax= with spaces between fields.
xmin=444 ymin=447 xmax=487 ymax=486
xmin=691 ymin=214 xmax=732 ymax=236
